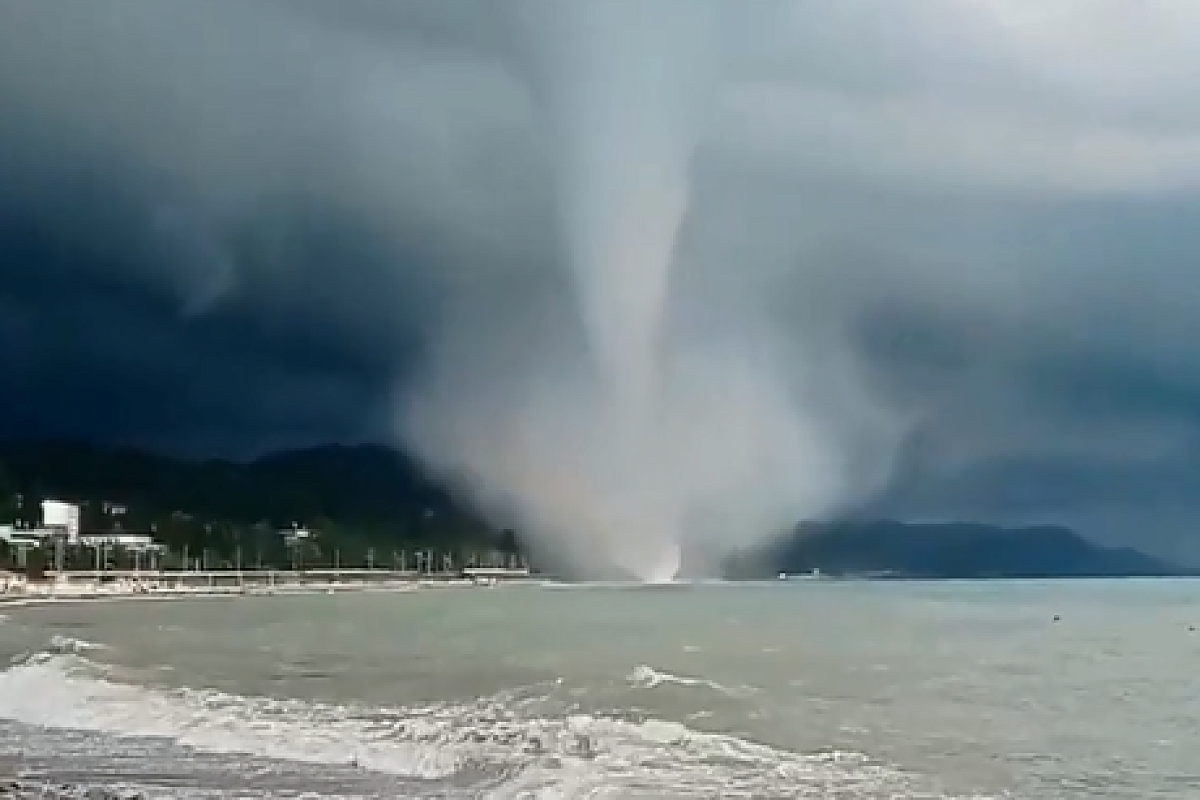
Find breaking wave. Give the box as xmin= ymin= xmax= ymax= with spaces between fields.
xmin=47 ymin=635 xmax=107 ymax=654
xmin=627 ymin=664 xmax=757 ymax=697
xmin=0 ymin=649 xmax=988 ymax=799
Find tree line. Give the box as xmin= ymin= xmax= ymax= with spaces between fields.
xmin=0 ymin=441 xmax=525 ymax=572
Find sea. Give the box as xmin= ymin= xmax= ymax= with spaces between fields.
xmin=0 ymin=579 xmax=1196 ymax=799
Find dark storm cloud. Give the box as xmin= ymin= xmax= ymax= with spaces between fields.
xmin=0 ymin=0 xmax=540 ymax=452
xmin=4 ymin=1 xmax=1200 ymax=557
xmin=0 ymin=207 xmax=398 ymax=456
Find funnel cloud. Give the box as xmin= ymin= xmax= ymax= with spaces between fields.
xmin=400 ymin=1 xmax=901 ymax=580
xmin=5 ymin=2 xmax=1200 ymax=566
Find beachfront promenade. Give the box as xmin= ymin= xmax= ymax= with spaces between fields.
xmin=0 ymin=566 xmax=534 ymax=599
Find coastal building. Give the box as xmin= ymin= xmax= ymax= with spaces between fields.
xmin=1 ymin=499 xmax=166 ymax=562
xmin=0 ymin=523 xmax=57 ymax=569
xmin=280 ymin=524 xmax=313 ymax=547
xmin=76 ymin=532 xmax=163 ymax=552
xmin=40 ymin=499 xmax=81 ymax=542
xmin=0 ymin=525 xmax=163 ymax=558
xmin=0 ymin=524 xmax=48 ymax=549
xmin=102 ymin=501 xmax=129 ymax=517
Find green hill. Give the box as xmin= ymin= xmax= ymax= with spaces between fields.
xmin=0 ymin=440 xmax=1187 ymax=579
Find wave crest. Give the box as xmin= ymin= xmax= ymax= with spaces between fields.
xmin=0 ymin=650 xmax=977 ymax=799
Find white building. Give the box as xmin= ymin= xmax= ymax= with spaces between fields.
xmin=41 ymin=500 xmax=81 ymax=542
xmin=0 ymin=524 xmax=46 ymax=549
xmin=279 ymin=524 xmax=313 ymax=546
xmin=76 ymin=533 xmax=163 ymax=552
xmin=2 ymin=521 xmax=164 ymax=558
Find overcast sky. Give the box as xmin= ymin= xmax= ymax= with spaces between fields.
xmin=3 ymin=1 xmax=1200 ymax=559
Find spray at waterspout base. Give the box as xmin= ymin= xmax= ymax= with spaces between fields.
xmin=636 ymin=540 xmax=682 ymax=584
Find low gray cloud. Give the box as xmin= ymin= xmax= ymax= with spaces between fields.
xmin=3 ymin=1 xmax=1200 ymax=561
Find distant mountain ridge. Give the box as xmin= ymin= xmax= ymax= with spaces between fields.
xmin=726 ymin=520 xmax=1192 ymax=579
xmin=0 ymin=439 xmax=1190 ymax=579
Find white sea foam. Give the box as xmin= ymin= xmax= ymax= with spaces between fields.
xmin=47 ymin=635 xmax=107 ymax=654
xmin=627 ymin=664 xmax=756 ymax=697
xmin=642 ymin=543 xmax=683 ymax=585
xmin=0 ymin=651 xmax=987 ymax=799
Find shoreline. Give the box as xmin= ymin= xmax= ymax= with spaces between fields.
xmin=0 ymin=780 xmax=134 ymax=800
xmin=0 ymin=569 xmax=533 ymax=611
